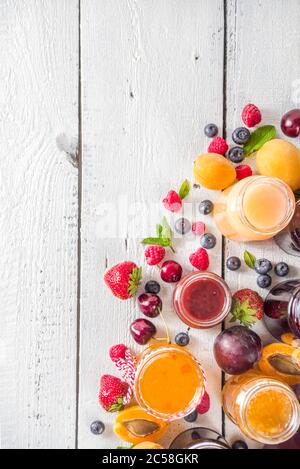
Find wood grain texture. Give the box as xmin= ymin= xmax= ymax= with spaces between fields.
xmin=225 ymin=0 xmax=300 ymax=448
xmin=0 ymin=0 xmax=79 ymax=448
xmin=79 ymin=0 xmax=224 ymax=449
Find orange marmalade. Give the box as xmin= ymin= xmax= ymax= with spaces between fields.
xmin=223 ymin=370 xmax=300 ymax=444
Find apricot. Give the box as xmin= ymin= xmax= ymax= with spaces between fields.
xmin=193 ymin=153 xmax=236 ymax=190
xmin=256 ymin=139 xmax=300 ymax=190
xmin=258 ymin=343 xmax=300 ymax=385
xmin=114 ymin=405 xmax=168 ymax=444
xmin=133 ymin=442 xmax=164 ymax=449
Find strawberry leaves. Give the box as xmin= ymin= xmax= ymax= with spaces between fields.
xmin=230 ymin=298 xmax=257 ymax=327
xmin=108 ymin=397 xmax=125 ymax=412
xmin=128 ymin=266 xmax=142 ymax=296
xmin=142 ymin=217 xmax=175 ymax=252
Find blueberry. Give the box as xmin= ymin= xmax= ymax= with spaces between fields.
xmin=257 ymin=274 xmax=272 ymax=289
xmin=175 ymin=332 xmax=190 ymax=346
xmin=232 ymin=440 xmax=248 ymax=449
xmin=275 ymin=262 xmax=289 ymax=277
xmin=232 ymin=127 xmax=251 ymax=145
xmin=145 ymin=280 xmax=161 ymax=294
xmin=90 ymin=421 xmax=105 ymax=435
xmin=228 ymin=146 xmax=245 ymax=163
xmin=226 ymin=256 xmax=241 ymax=271
xmin=199 ymin=200 xmax=214 ymax=215
xmin=200 ymin=233 xmax=216 ymax=249
xmin=184 ymin=410 xmax=198 ymax=423
xmin=254 ymin=258 xmax=273 ymax=274
xmin=174 ymin=217 xmax=191 ymax=235
xmin=204 ymin=123 xmax=218 ymax=138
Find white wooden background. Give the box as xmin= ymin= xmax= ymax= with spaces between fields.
xmin=1 ymin=0 xmax=300 ymax=449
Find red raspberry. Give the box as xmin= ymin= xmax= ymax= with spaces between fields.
xmin=162 ymin=190 xmax=182 ymax=212
xmin=208 ymin=137 xmax=228 ymax=155
xmin=242 ymin=103 xmax=262 ymax=127
xmin=192 ymin=221 xmax=206 ymax=236
xmin=235 ymin=164 xmax=253 ymax=181
xmin=109 ymin=344 xmax=128 ymax=363
xmin=144 ymin=245 xmax=166 ymax=265
xmin=196 ymin=391 xmax=210 ymax=414
xmin=189 ymin=247 xmax=209 ymax=271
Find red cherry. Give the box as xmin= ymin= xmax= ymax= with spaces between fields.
xmin=235 ymin=164 xmax=253 ymax=181
xmin=160 ymin=260 xmax=182 ymax=283
xmin=281 ymin=109 xmax=300 ymax=138
xmin=138 ymin=293 xmax=162 ymax=318
xmin=130 ymin=318 xmax=156 ymax=345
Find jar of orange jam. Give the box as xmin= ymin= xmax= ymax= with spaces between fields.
xmin=134 ymin=343 xmax=205 ymax=421
xmin=223 ymin=370 xmax=300 ymax=444
xmin=214 ymin=176 xmax=295 ymax=241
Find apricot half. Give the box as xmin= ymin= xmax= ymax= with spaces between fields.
xmin=133 ymin=442 xmax=164 ymax=449
xmin=258 ymin=343 xmax=300 ymax=385
xmin=194 ymin=153 xmax=236 ymax=190
xmin=114 ymin=405 xmax=168 ymax=444
xmin=256 ymin=139 xmax=300 ymax=190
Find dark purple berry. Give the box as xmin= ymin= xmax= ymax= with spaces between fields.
xmin=232 ymin=127 xmax=251 ymax=145
xmin=226 ymin=256 xmax=241 ymax=271
xmin=90 ymin=421 xmax=105 ymax=435
xmin=228 ymin=146 xmax=245 ymax=163
xmin=145 ymin=280 xmax=160 ymax=294
xmin=199 ymin=200 xmax=214 ymax=215
xmin=204 ymin=123 xmax=218 ymax=138
xmin=174 ymin=217 xmax=191 ymax=235
xmin=175 ymin=332 xmax=190 ymax=346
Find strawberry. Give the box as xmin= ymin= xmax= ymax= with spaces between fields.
xmin=109 ymin=344 xmax=128 ymax=363
xmin=231 ymin=288 xmax=264 ymax=327
xmin=144 ymin=245 xmax=165 ymax=265
xmin=189 ymin=247 xmax=209 ymax=271
xmin=104 ymin=261 xmax=142 ymax=300
xmin=196 ymin=391 xmax=210 ymax=414
xmin=99 ymin=374 xmax=129 ymax=412
xmin=163 ymin=190 xmax=182 ymax=212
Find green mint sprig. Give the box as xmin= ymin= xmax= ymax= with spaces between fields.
xmin=142 ymin=217 xmax=175 ymax=252
xmin=178 ymin=179 xmax=190 ymax=200
xmin=243 ymin=250 xmax=256 ymax=269
xmin=244 ymin=125 xmax=276 ymax=155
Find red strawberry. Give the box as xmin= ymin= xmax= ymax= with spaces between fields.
xmin=99 ymin=374 xmax=129 ymax=412
xmin=109 ymin=344 xmax=128 ymax=363
xmin=192 ymin=221 xmax=206 ymax=236
xmin=189 ymin=248 xmax=209 ymax=271
xmin=196 ymin=391 xmax=210 ymax=414
xmin=104 ymin=261 xmax=142 ymax=300
xmin=242 ymin=103 xmax=262 ymax=127
xmin=208 ymin=137 xmax=228 ymax=155
xmin=163 ymin=190 xmax=182 ymax=212
xmin=231 ymin=288 xmax=264 ymax=327
xmin=144 ymin=245 xmax=165 ymax=265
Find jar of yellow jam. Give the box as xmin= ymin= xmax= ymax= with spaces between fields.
xmin=134 ymin=343 xmax=205 ymax=421
xmin=223 ymin=370 xmax=300 ymax=444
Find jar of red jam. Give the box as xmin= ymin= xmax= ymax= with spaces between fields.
xmin=173 ymin=272 xmax=232 ymax=329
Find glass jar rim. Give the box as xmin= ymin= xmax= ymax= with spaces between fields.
xmin=173 ymin=271 xmax=232 ymax=328
xmin=134 ymin=344 xmax=205 ymax=421
xmin=288 ymin=284 xmax=300 ymax=339
xmin=239 ymin=377 xmax=300 ymax=444
xmin=238 ymin=176 xmax=295 ymax=235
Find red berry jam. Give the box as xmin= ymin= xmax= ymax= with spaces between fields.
xmin=173 ymin=272 xmax=232 ymax=329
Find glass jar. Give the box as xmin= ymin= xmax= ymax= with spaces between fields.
xmin=169 ymin=427 xmax=230 ymax=449
xmin=213 ymin=176 xmax=295 ymax=241
xmin=223 ymin=370 xmax=300 ymax=445
xmin=134 ymin=343 xmax=205 ymax=421
xmin=173 ymin=272 xmax=232 ymax=329
xmin=264 ymin=279 xmax=300 ymax=345
xmin=275 ymin=201 xmax=300 ymax=257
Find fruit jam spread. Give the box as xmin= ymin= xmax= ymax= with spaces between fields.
xmin=173 ymin=272 xmax=232 ymax=328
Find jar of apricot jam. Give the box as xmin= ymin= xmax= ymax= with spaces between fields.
xmin=173 ymin=272 xmax=232 ymax=328
xmin=223 ymin=370 xmax=300 ymax=445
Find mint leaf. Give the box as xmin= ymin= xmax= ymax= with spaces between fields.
xmin=243 ymin=250 xmax=256 ymax=269
xmin=116 ymin=444 xmax=134 ymax=450
xmin=161 ymin=217 xmax=173 ymax=240
xmin=156 ymin=224 xmax=163 ymax=238
xmin=179 ymin=179 xmax=190 ymax=200
xmin=244 ymin=125 xmax=276 ymax=155
xmin=141 ymin=237 xmax=171 ymax=247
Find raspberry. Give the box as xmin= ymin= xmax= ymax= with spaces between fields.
xmin=162 ymin=190 xmax=182 ymax=212
xmin=144 ymin=245 xmax=166 ymax=265
xmin=196 ymin=391 xmax=210 ymax=414
xmin=109 ymin=344 xmax=128 ymax=363
xmin=192 ymin=221 xmax=206 ymax=236
xmin=207 ymin=137 xmax=228 ymax=155
xmin=189 ymin=247 xmax=209 ymax=271
xmin=235 ymin=164 xmax=253 ymax=181
xmin=242 ymin=103 xmax=262 ymax=127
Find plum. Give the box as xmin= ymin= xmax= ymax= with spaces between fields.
xmin=213 ymin=325 xmax=262 ymax=375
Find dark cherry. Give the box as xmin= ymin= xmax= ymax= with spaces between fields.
xmin=281 ymin=109 xmax=300 ymax=138
xmin=160 ymin=260 xmax=182 ymax=283
xmin=130 ymin=318 xmax=156 ymax=345
xmin=138 ymin=293 xmax=162 ymax=318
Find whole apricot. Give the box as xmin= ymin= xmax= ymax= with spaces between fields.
xmin=194 ymin=153 xmax=236 ymax=190
xmin=256 ymin=139 xmax=300 ymax=191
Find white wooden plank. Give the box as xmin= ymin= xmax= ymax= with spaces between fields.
xmin=0 ymin=0 xmax=79 ymax=448
xmin=79 ymin=0 xmax=224 ymax=449
xmin=225 ymin=0 xmax=300 ymax=448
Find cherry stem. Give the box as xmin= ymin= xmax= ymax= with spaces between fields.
xmin=169 ymin=245 xmax=175 ymax=253
xmin=158 ymin=308 xmax=170 ymax=344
